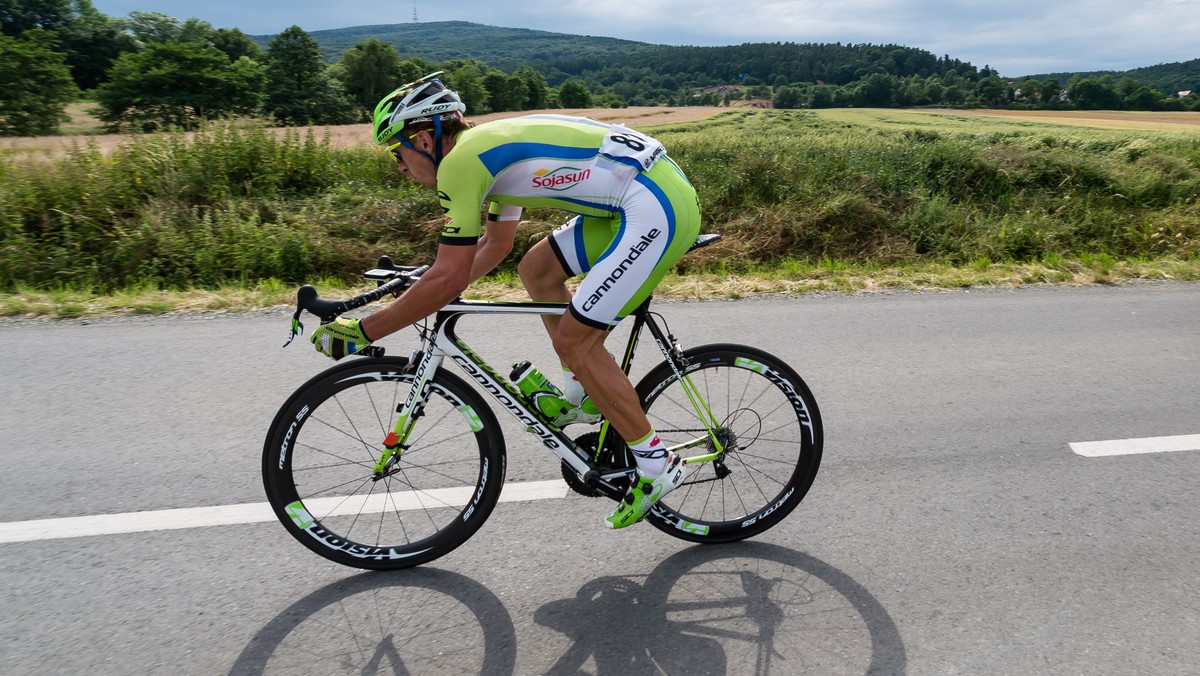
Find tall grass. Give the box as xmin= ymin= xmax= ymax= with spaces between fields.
xmin=0 ymin=124 xmax=444 ymax=290
xmin=664 ymin=110 xmax=1200 ymax=271
xmin=1 ymin=110 xmax=1198 ymax=292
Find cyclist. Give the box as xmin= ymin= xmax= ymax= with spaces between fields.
xmin=310 ymin=73 xmax=702 ymax=529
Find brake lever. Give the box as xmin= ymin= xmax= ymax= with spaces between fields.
xmin=283 ymin=306 xmax=305 ymax=348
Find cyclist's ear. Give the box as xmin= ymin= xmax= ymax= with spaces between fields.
xmin=411 ymin=130 xmax=435 ymax=152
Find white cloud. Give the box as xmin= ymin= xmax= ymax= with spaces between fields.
xmin=90 ymin=0 xmax=1200 ymax=75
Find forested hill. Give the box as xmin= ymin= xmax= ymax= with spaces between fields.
xmin=250 ymin=20 xmax=982 ymax=85
xmin=253 ymin=20 xmax=1198 ymax=95
xmin=251 ymin=21 xmax=660 ymax=73
xmin=1027 ymin=57 xmax=1200 ymax=95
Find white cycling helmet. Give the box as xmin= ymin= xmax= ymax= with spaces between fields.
xmin=372 ymin=72 xmax=466 ymax=147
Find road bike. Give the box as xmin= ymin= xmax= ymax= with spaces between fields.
xmin=262 ymin=234 xmax=823 ymax=570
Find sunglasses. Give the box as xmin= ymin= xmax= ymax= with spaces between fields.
xmin=386 ymin=133 xmax=421 ymax=164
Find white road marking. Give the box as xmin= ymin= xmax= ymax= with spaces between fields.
xmin=0 ymin=479 xmax=569 ymax=545
xmin=1070 ymin=434 xmax=1200 ymax=458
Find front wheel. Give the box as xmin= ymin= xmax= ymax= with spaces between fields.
xmin=262 ymin=356 xmax=506 ymax=570
xmin=636 ymin=345 xmax=823 ymax=543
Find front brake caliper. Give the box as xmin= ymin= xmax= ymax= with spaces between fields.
xmin=373 ymin=434 xmax=407 ymax=479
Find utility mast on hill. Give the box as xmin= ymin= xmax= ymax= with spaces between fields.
xmin=412 ymin=0 xmax=419 ymax=22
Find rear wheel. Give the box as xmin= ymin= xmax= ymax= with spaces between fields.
xmin=636 ymin=345 xmax=822 ymax=543
xmin=263 ymin=356 xmax=506 ymax=570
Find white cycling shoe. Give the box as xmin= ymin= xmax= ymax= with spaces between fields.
xmin=604 ymin=452 xmax=686 ymax=529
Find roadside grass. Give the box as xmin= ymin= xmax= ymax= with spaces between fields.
xmin=4 ymin=107 xmax=1197 ymax=318
xmin=3 ymin=257 xmax=1196 ymax=319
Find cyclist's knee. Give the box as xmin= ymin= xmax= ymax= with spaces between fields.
xmin=517 ymin=243 xmax=564 ymax=292
xmin=550 ymin=316 xmax=605 ymax=369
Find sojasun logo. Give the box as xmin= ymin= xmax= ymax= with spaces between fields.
xmin=532 ymin=167 xmax=591 ymax=191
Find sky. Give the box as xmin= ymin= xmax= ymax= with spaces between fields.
xmin=89 ymin=0 xmax=1200 ymax=77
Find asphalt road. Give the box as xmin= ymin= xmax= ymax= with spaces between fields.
xmin=2 ymin=283 xmax=1198 ymax=675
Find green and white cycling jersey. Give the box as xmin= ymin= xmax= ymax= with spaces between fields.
xmin=437 ymin=115 xmax=702 ymax=329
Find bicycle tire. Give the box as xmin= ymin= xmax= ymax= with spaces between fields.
xmin=262 ymin=356 xmax=506 ymax=570
xmin=636 ymin=344 xmax=822 ymax=543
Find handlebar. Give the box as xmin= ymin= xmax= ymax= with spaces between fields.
xmin=283 ymin=258 xmax=429 ymax=347
xmin=296 ymin=277 xmax=404 ymax=324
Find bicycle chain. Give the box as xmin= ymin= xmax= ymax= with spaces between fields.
xmin=562 ymin=428 xmax=735 ymax=495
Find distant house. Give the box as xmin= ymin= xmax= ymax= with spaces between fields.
xmin=1180 ymin=90 xmax=1193 ymax=98
xmin=696 ymin=85 xmax=745 ymax=94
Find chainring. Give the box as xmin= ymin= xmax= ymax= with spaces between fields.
xmin=560 ymin=431 xmax=635 ymax=498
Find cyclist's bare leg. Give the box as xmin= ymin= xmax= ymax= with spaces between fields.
xmin=518 ymin=240 xmax=650 ymax=441
xmin=518 ymin=239 xmax=572 ymax=360
xmin=549 ymin=312 xmax=651 ymax=443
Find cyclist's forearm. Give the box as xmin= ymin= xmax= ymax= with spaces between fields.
xmin=362 ymin=247 xmax=474 ymax=340
xmin=361 ymin=275 xmax=460 ymax=340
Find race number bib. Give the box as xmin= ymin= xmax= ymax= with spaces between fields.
xmin=600 ymin=128 xmax=666 ymax=171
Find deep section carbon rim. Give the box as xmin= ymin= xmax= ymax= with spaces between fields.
xmin=264 ymin=358 xmax=504 ymax=569
xmin=639 ymin=345 xmax=822 ymax=542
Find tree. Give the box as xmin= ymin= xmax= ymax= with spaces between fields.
xmin=1038 ymin=78 xmax=1063 ymax=106
xmin=396 ymin=57 xmax=435 ymax=86
xmin=925 ymin=81 xmax=944 ymax=104
xmin=1124 ymin=86 xmax=1163 ymax=111
xmin=339 ymin=37 xmax=402 ymax=112
xmin=0 ymin=28 xmax=78 ymax=135
xmin=974 ymin=76 xmax=1006 ymax=107
xmin=808 ymin=84 xmax=836 ymax=108
xmin=1017 ymin=78 xmax=1042 ymax=104
xmin=177 ymin=17 xmax=217 ymax=44
xmin=482 ymin=70 xmax=527 ymax=113
xmin=1067 ymin=76 xmax=1122 ymax=110
xmin=855 ymin=72 xmax=896 ymax=107
xmin=557 ymin=79 xmax=591 ymax=108
xmin=441 ymin=61 xmax=489 ymax=115
xmin=211 ymin=27 xmax=261 ymax=62
xmin=2 ymin=0 xmax=135 ymax=91
xmin=57 ymin=1 xmax=137 ymax=90
xmin=1117 ymin=77 xmax=1142 ymax=100
xmin=514 ymin=65 xmax=549 ymax=110
xmin=772 ymin=86 xmax=802 ymax=109
xmin=125 ymin=10 xmax=181 ymax=44
xmin=264 ymin=25 xmax=355 ymax=126
xmin=95 ymin=40 xmax=264 ymax=130
xmin=0 ymin=0 xmax=72 ymax=35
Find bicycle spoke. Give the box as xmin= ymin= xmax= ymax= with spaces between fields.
xmin=293 ymin=442 xmax=378 ymax=471
xmin=331 ymin=393 xmax=379 ymax=465
xmin=640 ymin=347 xmax=820 ymax=540
xmin=266 ymin=358 xmax=505 ymax=569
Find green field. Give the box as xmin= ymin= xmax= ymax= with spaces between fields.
xmin=1 ymin=108 xmax=1197 ymax=317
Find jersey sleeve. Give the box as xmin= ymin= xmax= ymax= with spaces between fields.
xmin=435 ymin=151 xmax=492 ymax=246
xmin=487 ymin=203 xmax=523 ymax=223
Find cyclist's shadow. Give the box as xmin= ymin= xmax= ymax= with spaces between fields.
xmin=538 ymin=575 xmax=726 ymax=675
xmin=536 ymin=541 xmax=907 ymax=675
xmin=227 ymin=543 xmax=905 ymax=675
xmin=228 ymin=567 xmax=517 ymax=675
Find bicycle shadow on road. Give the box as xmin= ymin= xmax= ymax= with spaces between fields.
xmin=227 ymin=567 xmax=517 ymax=675
xmin=535 ymin=541 xmax=906 ymax=675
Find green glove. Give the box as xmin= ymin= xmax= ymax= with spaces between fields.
xmin=311 ymin=318 xmax=373 ymax=360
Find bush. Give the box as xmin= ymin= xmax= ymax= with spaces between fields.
xmin=1 ymin=111 xmax=1198 ymax=291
